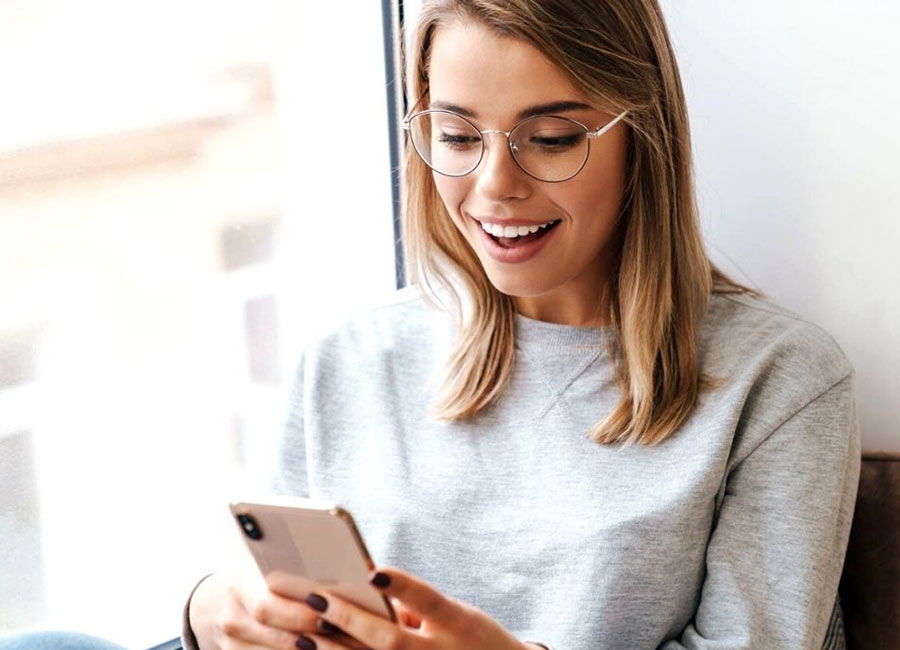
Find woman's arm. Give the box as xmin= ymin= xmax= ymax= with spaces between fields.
xmin=660 ymin=373 xmax=860 ymax=649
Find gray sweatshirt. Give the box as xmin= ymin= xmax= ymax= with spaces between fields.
xmin=188 ymin=286 xmax=859 ymax=650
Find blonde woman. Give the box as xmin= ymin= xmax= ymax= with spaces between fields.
xmin=184 ymin=1 xmax=859 ymax=649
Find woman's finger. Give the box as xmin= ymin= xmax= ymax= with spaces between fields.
xmin=218 ymin=614 xmax=305 ymax=650
xmin=295 ymin=631 xmax=371 ymax=650
xmin=392 ymin=598 xmax=422 ymax=629
xmin=368 ymin=567 xmax=468 ymax=630
xmin=217 ymin=590 xmax=318 ymax=650
xmin=300 ymin=589 xmax=414 ymax=650
xmin=220 ymin=642 xmax=283 ymax=650
xmin=220 ymin=639 xmax=293 ymax=650
xmin=247 ymin=588 xmax=322 ymax=634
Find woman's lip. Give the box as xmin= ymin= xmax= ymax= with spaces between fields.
xmin=474 ymin=218 xmax=559 ymax=264
xmin=469 ymin=215 xmax=557 ymax=227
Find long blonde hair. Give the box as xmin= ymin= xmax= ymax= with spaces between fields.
xmin=401 ymin=0 xmax=759 ymax=446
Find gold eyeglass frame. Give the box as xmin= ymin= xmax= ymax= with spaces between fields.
xmin=400 ymin=106 xmax=629 ymax=183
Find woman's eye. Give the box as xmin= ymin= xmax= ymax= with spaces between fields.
xmin=531 ymin=132 xmax=584 ymax=149
xmin=437 ymin=133 xmax=479 ymax=149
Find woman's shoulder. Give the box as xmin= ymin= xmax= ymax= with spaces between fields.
xmin=701 ymin=290 xmax=854 ymax=407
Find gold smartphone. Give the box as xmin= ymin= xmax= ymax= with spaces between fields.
xmin=229 ymin=496 xmax=396 ymax=622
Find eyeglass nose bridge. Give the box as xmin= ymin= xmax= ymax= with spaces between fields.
xmin=477 ymin=128 xmax=521 ymax=156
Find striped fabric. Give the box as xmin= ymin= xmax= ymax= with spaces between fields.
xmin=822 ymin=594 xmax=847 ymax=650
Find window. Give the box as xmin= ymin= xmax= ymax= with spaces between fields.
xmin=0 ymin=431 xmax=44 ymax=627
xmin=0 ymin=1 xmax=398 ymax=646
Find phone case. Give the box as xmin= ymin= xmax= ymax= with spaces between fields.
xmin=229 ymin=496 xmax=395 ymax=621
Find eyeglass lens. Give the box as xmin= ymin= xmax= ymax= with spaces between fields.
xmin=407 ymin=111 xmax=590 ymax=182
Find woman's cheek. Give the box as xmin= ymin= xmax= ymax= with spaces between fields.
xmin=433 ymin=177 xmax=468 ymax=233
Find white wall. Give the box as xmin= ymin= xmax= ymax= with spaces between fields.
xmin=660 ymin=1 xmax=900 ymax=451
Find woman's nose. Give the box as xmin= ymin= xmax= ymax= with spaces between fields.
xmin=472 ymin=133 xmax=531 ymax=201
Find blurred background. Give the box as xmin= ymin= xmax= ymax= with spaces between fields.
xmin=0 ymin=0 xmax=397 ymax=645
xmin=0 ymin=0 xmax=897 ymax=646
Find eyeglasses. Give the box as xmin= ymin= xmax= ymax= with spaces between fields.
xmin=401 ymin=108 xmax=628 ymax=183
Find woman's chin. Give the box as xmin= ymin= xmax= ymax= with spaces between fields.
xmin=481 ymin=270 xmax=551 ymax=300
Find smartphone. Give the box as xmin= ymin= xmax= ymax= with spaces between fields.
xmin=229 ymin=496 xmax=396 ymax=622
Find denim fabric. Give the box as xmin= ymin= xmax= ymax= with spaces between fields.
xmin=0 ymin=631 xmax=128 ymax=650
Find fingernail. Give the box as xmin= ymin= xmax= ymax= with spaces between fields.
xmin=370 ymin=572 xmax=391 ymax=589
xmin=296 ymin=635 xmax=316 ymax=650
xmin=306 ymin=592 xmax=328 ymax=613
xmin=318 ymin=619 xmax=341 ymax=634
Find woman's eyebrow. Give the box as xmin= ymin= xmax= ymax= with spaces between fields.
xmin=428 ymin=99 xmax=594 ymax=120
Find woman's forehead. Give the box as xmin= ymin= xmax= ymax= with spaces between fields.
xmin=426 ymin=20 xmax=597 ymax=121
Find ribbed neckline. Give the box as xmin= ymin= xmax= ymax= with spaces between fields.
xmin=514 ymin=312 xmax=617 ymax=350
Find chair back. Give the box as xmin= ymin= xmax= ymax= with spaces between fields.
xmin=839 ymin=452 xmax=900 ymax=649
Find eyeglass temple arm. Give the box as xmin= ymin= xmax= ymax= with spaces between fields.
xmin=586 ymin=110 xmax=629 ymax=138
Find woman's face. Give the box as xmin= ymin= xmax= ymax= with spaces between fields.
xmin=427 ymin=20 xmax=629 ymax=325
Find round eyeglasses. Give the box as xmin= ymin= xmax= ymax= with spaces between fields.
xmin=401 ymin=109 xmax=628 ymax=183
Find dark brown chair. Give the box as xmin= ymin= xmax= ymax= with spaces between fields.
xmin=839 ymin=452 xmax=900 ymax=649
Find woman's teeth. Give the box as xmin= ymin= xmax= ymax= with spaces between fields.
xmin=480 ymin=220 xmax=559 ymax=238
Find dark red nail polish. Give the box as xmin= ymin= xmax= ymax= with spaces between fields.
xmin=370 ymin=572 xmax=391 ymax=589
xmin=306 ymin=592 xmax=328 ymax=613
xmin=296 ymin=635 xmax=316 ymax=650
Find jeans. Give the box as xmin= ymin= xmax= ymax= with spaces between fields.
xmin=0 ymin=631 xmax=129 ymax=650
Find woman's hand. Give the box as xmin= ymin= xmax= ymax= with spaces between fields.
xmin=267 ymin=566 xmax=534 ymax=650
xmin=189 ymin=566 xmax=366 ymax=650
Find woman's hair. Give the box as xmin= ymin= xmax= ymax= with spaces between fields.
xmin=401 ymin=0 xmax=760 ymax=446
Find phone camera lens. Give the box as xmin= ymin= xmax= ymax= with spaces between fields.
xmin=236 ymin=514 xmax=263 ymax=540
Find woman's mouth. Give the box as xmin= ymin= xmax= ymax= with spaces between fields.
xmin=472 ymin=217 xmax=562 ymax=264
xmin=479 ymin=219 xmax=561 ymax=248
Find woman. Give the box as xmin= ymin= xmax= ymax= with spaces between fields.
xmin=184 ymin=1 xmax=859 ymax=649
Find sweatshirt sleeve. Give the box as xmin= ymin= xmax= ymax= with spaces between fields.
xmin=180 ymin=574 xmax=213 ymax=650
xmin=660 ymin=372 xmax=861 ymax=649
xmin=269 ymin=353 xmax=311 ymax=497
